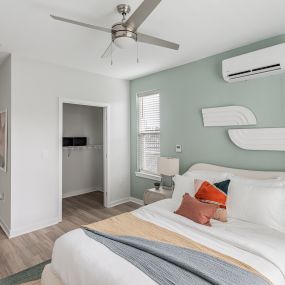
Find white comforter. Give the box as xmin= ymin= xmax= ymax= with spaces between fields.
xmin=51 ymin=199 xmax=285 ymax=285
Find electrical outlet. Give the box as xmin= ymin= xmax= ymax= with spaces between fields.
xmin=176 ymin=145 xmax=182 ymax=153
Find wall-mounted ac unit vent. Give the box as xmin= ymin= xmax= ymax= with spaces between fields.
xmin=222 ymin=43 xmax=285 ymax=82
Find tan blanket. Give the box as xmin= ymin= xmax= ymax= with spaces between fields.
xmin=86 ymin=212 xmax=270 ymax=283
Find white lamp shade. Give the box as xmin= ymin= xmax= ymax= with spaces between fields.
xmin=158 ymin=157 xmax=179 ymax=176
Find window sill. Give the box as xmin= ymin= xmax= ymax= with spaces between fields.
xmin=135 ymin=172 xmax=161 ymax=181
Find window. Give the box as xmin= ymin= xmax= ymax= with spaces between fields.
xmin=137 ymin=90 xmax=160 ymax=176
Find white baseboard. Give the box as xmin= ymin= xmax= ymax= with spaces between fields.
xmin=0 ymin=217 xmax=10 ymax=237
xmin=9 ymin=217 xmax=60 ymax=238
xmin=62 ymin=186 xmax=103 ymax=198
xmin=95 ymin=186 xmax=104 ymax=192
xmin=108 ymin=197 xmax=144 ymax=208
xmin=129 ymin=197 xmax=144 ymax=206
xmin=107 ymin=197 xmax=130 ymax=208
xmin=4 ymin=195 xmax=143 ymax=238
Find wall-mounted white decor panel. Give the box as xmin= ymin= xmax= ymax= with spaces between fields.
xmin=229 ymin=128 xmax=285 ymax=151
xmin=202 ymin=106 xmax=256 ymax=127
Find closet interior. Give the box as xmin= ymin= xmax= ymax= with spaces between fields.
xmin=62 ymin=103 xmax=104 ymax=205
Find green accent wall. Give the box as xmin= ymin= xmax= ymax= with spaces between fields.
xmin=130 ymin=35 xmax=285 ymax=199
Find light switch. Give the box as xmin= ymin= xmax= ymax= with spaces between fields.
xmin=176 ymin=145 xmax=182 ymax=153
xmin=0 ymin=193 xmax=4 ymax=200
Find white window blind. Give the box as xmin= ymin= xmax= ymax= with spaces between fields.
xmin=137 ymin=91 xmax=160 ymax=175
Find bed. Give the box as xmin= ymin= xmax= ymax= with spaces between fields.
xmin=41 ymin=163 xmax=285 ymax=285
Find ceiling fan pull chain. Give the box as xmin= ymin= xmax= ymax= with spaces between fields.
xmin=111 ymin=41 xmax=113 ymax=65
xmin=137 ymin=41 xmax=139 ymax=64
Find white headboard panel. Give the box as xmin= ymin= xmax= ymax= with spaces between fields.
xmin=189 ymin=163 xmax=285 ymax=180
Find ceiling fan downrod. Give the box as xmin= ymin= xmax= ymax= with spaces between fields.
xmin=116 ymin=4 xmax=131 ymax=22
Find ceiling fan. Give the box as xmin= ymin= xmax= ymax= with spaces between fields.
xmin=50 ymin=0 xmax=179 ymax=60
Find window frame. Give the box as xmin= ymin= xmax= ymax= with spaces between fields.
xmin=135 ymin=89 xmax=161 ymax=181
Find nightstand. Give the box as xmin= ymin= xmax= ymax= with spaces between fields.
xmin=144 ymin=188 xmax=173 ymax=205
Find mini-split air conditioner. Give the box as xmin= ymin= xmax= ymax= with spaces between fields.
xmin=222 ymin=43 xmax=285 ymax=82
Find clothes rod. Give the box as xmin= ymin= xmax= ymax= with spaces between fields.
xmin=63 ymin=145 xmax=103 ymax=151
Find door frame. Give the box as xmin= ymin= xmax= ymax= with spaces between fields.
xmin=58 ymin=98 xmax=110 ymax=221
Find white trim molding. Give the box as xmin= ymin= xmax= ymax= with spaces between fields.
xmin=202 ymin=106 xmax=257 ymax=127
xmin=58 ymin=97 xmax=111 ymax=218
xmin=62 ymin=187 xmax=103 ymax=199
xmin=0 ymin=109 xmax=8 ymax=172
xmin=0 ymin=217 xmax=10 ymax=237
xmin=135 ymin=171 xmax=161 ymax=181
xmin=129 ymin=197 xmax=144 ymax=206
xmin=229 ymin=128 xmax=285 ymax=151
xmin=108 ymin=197 xmax=144 ymax=208
xmin=9 ymin=217 xmax=59 ymax=238
xmin=107 ymin=197 xmax=130 ymax=208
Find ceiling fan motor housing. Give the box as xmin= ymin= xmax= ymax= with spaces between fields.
xmin=111 ymin=23 xmax=137 ymax=48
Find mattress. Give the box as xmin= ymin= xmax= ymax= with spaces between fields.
xmin=46 ymin=199 xmax=285 ymax=285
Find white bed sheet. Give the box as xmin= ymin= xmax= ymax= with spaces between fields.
xmin=51 ymin=199 xmax=285 ymax=285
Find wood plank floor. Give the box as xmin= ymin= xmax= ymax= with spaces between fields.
xmin=0 ymin=192 xmax=140 ymax=279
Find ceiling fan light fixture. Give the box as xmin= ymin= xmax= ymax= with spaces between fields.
xmin=114 ymin=36 xmax=136 ymax=49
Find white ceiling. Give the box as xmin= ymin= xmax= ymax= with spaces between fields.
xmin=0 ymin=0 xmax=285 ymax=80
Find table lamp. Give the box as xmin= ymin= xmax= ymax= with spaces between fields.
xmin=158 ymin=157 xmax=179 ymax=190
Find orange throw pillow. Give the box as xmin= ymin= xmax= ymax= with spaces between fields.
xmin=195 ymin=180 xmax=230 ymax=208
xmin=175 ymin=193 xmax=218 ymax=226
xmin=195 ymin=179 xmax=231 ymax=222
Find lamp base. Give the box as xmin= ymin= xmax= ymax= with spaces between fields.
xmin=161 ymin=175 xmax=174 ymax=190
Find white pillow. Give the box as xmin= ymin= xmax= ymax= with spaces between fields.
xmin=227 ymin=178 xmax=285 ymax=233
xmin=184 ymin=170 xmax=231 ymax=184
xmin=172 ymin=175 xmax=195 ymax=206
xmin=231 ymin=175 xmax=285 ymax=187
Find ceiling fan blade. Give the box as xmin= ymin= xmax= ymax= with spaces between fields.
xmin=101 ymin=42 xmax=114 ymax=58
xmin=50 ymin=15 xmax=111 ymax=33
xmin=125 ymin=0 xmax=161 ymax=30
xmin=137 ymin=33 xmax=179 ymax=50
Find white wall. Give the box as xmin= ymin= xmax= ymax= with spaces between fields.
xmin=10 ymin=56 xmax=130 ymax=236
xmin=62 ymin=104 xmax=103 ymax=197
xmin=0 ymin=55 xmax=11 ymax=234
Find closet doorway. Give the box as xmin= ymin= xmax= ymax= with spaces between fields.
xmin=58 ymin=98 xmax=110 ymax=222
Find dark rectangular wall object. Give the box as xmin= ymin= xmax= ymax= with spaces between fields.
xmin=63 ymin=137 xmax=74 ymax=147
xmin=73 ymin=137 xmax=87 ymax=146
